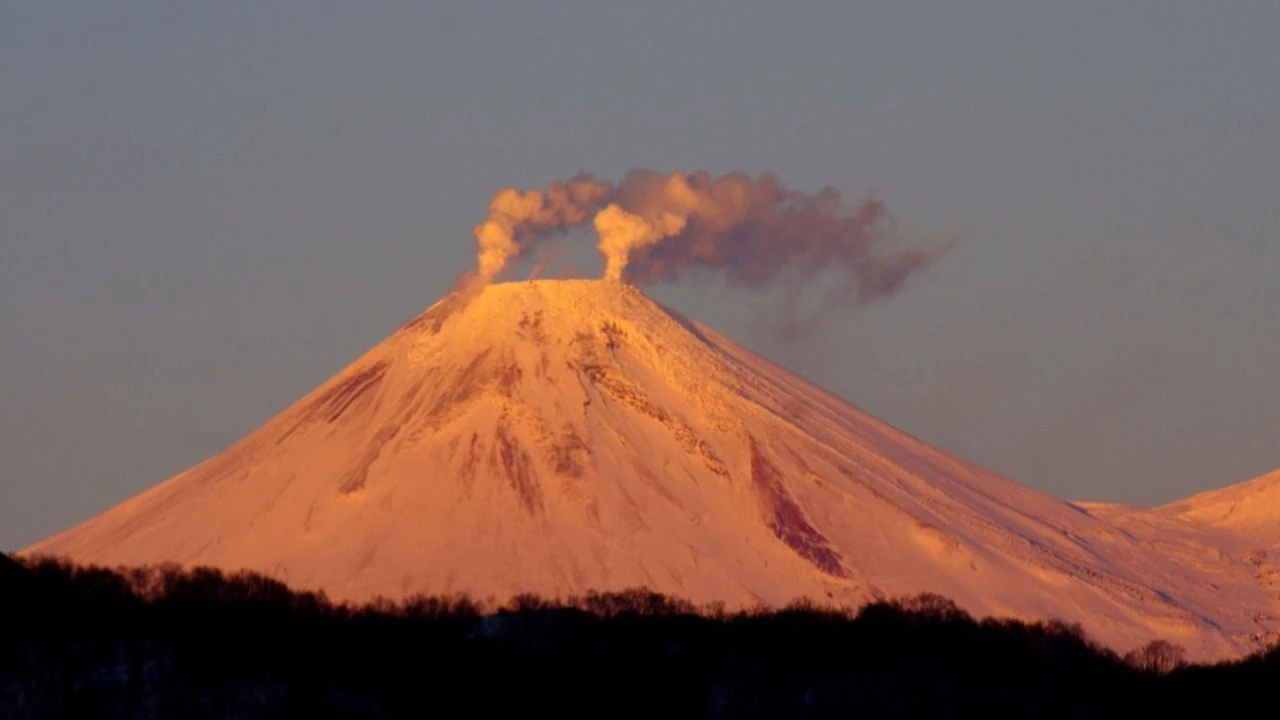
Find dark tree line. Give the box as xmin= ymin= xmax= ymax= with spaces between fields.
xmin=1 ymin=554 xmax=1276 ymax=718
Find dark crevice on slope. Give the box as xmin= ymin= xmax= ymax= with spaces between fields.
xmin=309 ymin=362 xmax=390 ymax=424
xmin=492 ymin=422 xmax=543 ymax=513
xmin=748 ymin=436 xmax=847 ymax=578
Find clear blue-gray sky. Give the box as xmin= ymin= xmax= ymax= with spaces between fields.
xmin=3 ymin=2 xmax=1278 ymax=551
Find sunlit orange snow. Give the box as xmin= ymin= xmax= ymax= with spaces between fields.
xmin=23 ymin=280 xmax=1280 ymax=662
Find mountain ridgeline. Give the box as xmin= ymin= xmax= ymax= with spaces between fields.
xmin=21 ymin=279 xmax=1280 ymax=662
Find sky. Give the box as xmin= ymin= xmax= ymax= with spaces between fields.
xmin=2 ymin=1 xmax=1277 ymax=551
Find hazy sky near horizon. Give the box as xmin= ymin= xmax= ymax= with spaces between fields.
xmin=2 ymin=2 xmax=1278 ymax=551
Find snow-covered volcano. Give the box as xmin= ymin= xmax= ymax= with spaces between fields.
xmin=23 ymin=280 xmax=1280 ymax=659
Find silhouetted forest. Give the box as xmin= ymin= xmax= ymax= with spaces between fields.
xmin=2 ymin=554 xmax=1277 ymax=718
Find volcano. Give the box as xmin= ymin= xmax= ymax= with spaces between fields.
xmin=23 ymin=279 xmax=1280 ymax=659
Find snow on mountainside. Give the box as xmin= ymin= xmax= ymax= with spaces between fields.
xmin=22 ymin=279 xmax=1280 ymax=660
xmin=1161 ymin=468 xmax=1280 ymax=531
xmin=1083 ymin=468 xmax=1280 ymax=651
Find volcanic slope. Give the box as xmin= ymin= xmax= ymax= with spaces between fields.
xmin=1083 ymin=466 xmax=1280 ymax=651
xmin=24 ymin=280 xmax=1279 ymax=659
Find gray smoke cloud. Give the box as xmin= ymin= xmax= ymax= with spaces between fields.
xmin=469 ymin=169 xmax=952 ymax=326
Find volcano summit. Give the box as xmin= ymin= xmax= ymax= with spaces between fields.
xmin=24 ymin=280 xmax=1280 ymax=659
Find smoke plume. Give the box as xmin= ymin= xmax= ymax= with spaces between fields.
xmin=470 ymin=169 xmax=949 ymax=315
xmin=471 ymin=173 xmax=612 ymax=283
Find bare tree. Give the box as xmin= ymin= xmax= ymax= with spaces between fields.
xmin=1124 ymin=639 xmax=1187 ymax=674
